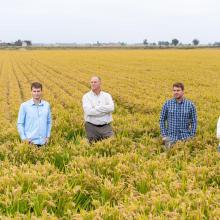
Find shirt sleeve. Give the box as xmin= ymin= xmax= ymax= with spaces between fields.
xmin=189 ymin=103 xmax=197 ymax=137
xmin=46 ymin=104 xmax=52 ymax=138
xmin=160 ymin=102 xmax=168 ymax=137
xmin=217 ymin=117 xmax=220 ymax=139
xmin=17 ymin=104 xmax=27 ymax=140
xmin=95 ymin=94 xmax=114 ymax=113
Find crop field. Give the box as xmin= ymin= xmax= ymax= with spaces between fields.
xmin=0 ymin=49 xmax=219 ymax=219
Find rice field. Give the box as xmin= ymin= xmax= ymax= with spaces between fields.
xmin=0 ymin=49 xmax=220 ymax=219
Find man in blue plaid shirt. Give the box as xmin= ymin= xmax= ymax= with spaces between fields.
xmin=160 ymin=82 xmax=197 ymax=148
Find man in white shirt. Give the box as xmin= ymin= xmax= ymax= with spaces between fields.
xmin=82 ymin=76 xmax=114 ymax=143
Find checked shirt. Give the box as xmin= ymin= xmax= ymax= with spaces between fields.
xmin=160 ymin=98 xmax=197 ymax=141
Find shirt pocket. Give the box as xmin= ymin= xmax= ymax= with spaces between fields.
xmin=168 ymin=109 xmax=176 ymax=118
xmin=181 ymin=110 xmax=190 ymax=119
xmin=26 ymin=108 xmax=38 ymax=120
xmin=39 ymin=107 xmax=49 ymax=119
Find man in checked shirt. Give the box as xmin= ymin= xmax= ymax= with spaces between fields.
xmin=160 ymin=82 xmax=197 ymax=149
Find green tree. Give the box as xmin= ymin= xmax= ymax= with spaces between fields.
xmin=171 ymin=39 xmax=179 ymax=46
xmin=192 ymin=39 xmax=199 ymax=46
xmin=143 ymin=39 xmax=148 ymax=45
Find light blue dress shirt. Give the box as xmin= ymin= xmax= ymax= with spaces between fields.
xmin=17 ymin=99 xmax=52 ymax=145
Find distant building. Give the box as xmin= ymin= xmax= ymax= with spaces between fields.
xmin=0 ymin=42 xmax=9 ymax=47
xmin=23 ymin=40 xmax=32 ymax=46
xmin=14 ymin=40 xmax=32 ymax=47
xmin=22 ymin=41 xmax=28 ymax=47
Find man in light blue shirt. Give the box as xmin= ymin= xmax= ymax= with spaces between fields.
xmin=17 ymin=82 xmax=52 ymax=146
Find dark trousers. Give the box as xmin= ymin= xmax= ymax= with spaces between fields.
xmin=35 ymin=144 xmax=44 ymax=148
xmin=85 ymin=122 xmax=114 ymax=144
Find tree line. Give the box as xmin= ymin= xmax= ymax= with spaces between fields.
xmin=142 ymin=39 xmax=220 ymax=47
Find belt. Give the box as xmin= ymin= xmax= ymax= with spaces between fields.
xmin=35 ymin=144 xmax=43 ymax=147
xmin=86 ymin=122 xmax=108 ymax=127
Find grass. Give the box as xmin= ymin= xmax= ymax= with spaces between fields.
xmin=0 ymin=49 xmax=219 ymax=218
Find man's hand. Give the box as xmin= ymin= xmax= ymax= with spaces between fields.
xmin=24 ymin=139 xmax=32 ymax=144
xmin=162 ymin=136 xmax=170 ymax=145
xmin=162 ymin=136 xmax=167 ymax=143
xmin=45 ymin=137 xmax=49 ymax=144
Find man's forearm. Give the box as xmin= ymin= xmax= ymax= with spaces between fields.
xmin=83 ymin=105 xmax=106 ymax=116
xmin=95 ymin=104 xmax=114 ymax=113
xmin=17 ymin=124 xmax=26 ymax=140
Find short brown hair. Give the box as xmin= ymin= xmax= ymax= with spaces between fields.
xmin=31 ymin=82 xmax=42 ymax=90
xmin=173 ymin=82 xmax=184 ymax=91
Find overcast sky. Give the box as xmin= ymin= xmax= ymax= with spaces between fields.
xmin=0 ymin=0 xmax=219 ymax=44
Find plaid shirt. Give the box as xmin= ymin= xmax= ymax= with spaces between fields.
xmin=160 ymin=98 xmax=197 ymax=141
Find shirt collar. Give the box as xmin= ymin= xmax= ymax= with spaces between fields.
xmin=30 ymin=99 xmax=44 ymax=106
xmin=173 ymin=98 xmax=185 ymax=104
xmin=91 ymin=90 xmax=102 ymax=96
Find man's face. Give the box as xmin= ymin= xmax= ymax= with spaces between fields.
xmin=90 ymin=77 xmax=101 ymax=91
xmin=31 ymin=87 xmax=42 ymax=100
xmin=173 ymin=86 xmax=184 ymax=99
